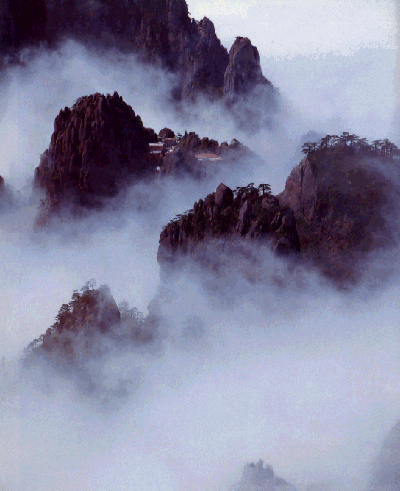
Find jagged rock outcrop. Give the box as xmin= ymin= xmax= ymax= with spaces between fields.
xmin=232 ymin=460 xmax=296 ymax=491
xmin=158 ymin=182 xmax=300 ymax=275
xmin=159 ymin=133 xmax=264 ymax=179
xmin=0 ymin=0 xmax=192 ymax=61
xmin=223 ymin=37 xmax=272 ymax=105
xmin=25 ymin=282 xmax=153 ymax=364
xmin=34 ymin=92 xmax=155 ymax=222
xmin=23 ymin=282 xmax=156 ymax=401
xmin=26 ymin=284 xmax=120 ymax=363
xmin=223 ymin=36 xmax=277 ymax=131
xmin=180 ymin=16 xmax=229 ymax=100
xmin=178 ymin=131 xmax=219 ymax=152
xmin=0 ymin=0 xmax=274 ymax=111
xmin=278 ymin=147 xmax=399 ymax=284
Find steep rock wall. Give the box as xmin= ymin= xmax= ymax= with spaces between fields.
xmin=34 ymin=92 xmax=154 ymax=221
xmin=223 ymin=37 xmax=272 ymax=105
xmin=278 ymin=148 xmax=399 ymax=283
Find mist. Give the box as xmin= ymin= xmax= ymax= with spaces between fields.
xmin=2 ymin=266 xmax=400 ymax=490
xmin=0 ymin=0 xmax=400 ymax=490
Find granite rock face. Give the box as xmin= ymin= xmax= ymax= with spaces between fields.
xmin=158 ymin=182 xmax=300 ymax=275
xmin=23 ymin=281 xmax=158 ymax=402
xmin=34 ymin=92 xmax=154 ymax=221
xmin=158 ymin=133 xmax=264 ymax=180
xmin=223 ymin=37 xmax=277 ymax=130
xmin=278 ymin=148 xmax=399 ymax=284
xmin=159 ymin=127 xmax=175 ymax=139
xmin=223 ymin=37 xmax=272 ymax=105
xmin=25 ymin=283 xmax=153 ymax=364
xmin=27 ymin=284 xmax=121 ymax=362
xmin=180 ymin=16 xmax=229 ymax=101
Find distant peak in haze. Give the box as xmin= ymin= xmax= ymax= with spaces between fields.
xmin=232 ymin=460 xmax=296 ymax=491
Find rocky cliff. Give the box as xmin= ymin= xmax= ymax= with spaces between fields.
xmin=158 ymin=135 xmax=400 ymax=286
xmin=23 ymin=281 xmax=155 ymax=401
xmin=223 ymin=36 xmax=277 ymax=131
xmin=159 ymin=133 xmax=263 ymax=179
xmin=0 ymin=0 xmax=274 ymax=111
xmin=34 ymin=91 xmax=155 ymax=223
xmin=179 ymin=16 xmax=229 ymax=101
xmin=223 ymin=37 xmax=272 ymax=105
xmin=278 ymin=143 xmax=399 ymax=284
xmin=25 ymin=281 xmax=152 ymax=365
xmin=158 ymin=182 xmax=300 ymax=276
xmin=232 ymin=460 xmax=295 ymax=491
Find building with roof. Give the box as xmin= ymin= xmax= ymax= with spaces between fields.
xmin=195 ymin=153 xmax=223 ymax=162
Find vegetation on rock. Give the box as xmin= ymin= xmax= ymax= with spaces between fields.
xmin=301 ymin=132 xmax=400 ymax=159
xmin=24 ymin=280 xmax=152 ymax=364
xmin=279 ymin=133 xmax=400 ymax=285
xmin=0 ymin=0 xmax=272 ymax=113
xmin=158 ymin=182 xmax=300 ymax=274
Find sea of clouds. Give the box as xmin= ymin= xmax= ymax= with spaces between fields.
xmin=0 ymin=1 xmax=399 ymax=488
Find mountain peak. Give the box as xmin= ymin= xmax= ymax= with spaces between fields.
xmin=34 ymin=92 xmax=154 ymax=223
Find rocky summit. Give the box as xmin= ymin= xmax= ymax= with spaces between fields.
xmin=157 ymin=133 xmax=400 ymax=286
xmin=179 ymin=16 xmax=230 ymax=101
xmin=34 ymin=91 xmax=155 ymax=222
xmin=25 ymin=283 xmax=121 ymax=364
xmin=223 ymin=37 xmax=272 ymax=106
xmin=278 ymin=140 xmax=400 ymax=284
xmin=159 ymin=132 xmax=262 ymax=179
xmin=221 ymin=36 xmax=277 ymax=131
xmin=24 ymin=281 xmax=152 ymax=365
xmin=157 ymin=182 xmax=300 ymax=277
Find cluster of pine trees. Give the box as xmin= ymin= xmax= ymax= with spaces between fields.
xmin=164 ymin=182 xmax=272 ymax=229
xmin=302 ymin=132 xmax=400 ymax=157
xmin=24 ymin=280 xmax=145 ymax=358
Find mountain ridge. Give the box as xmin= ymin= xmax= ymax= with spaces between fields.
xmin=0 ymin=0 xmax=275 ymax=112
